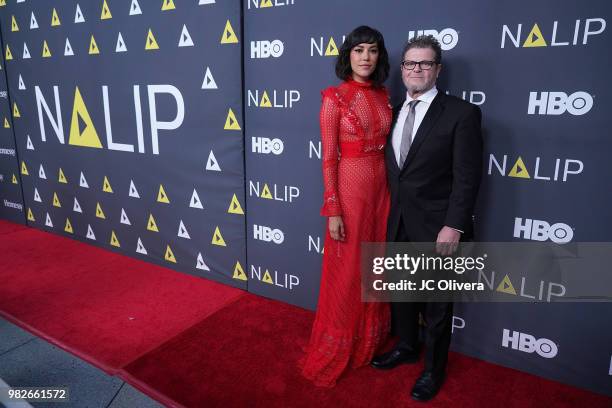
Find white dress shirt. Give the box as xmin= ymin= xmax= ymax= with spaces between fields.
xmin=391 ymin=86 xmax=439 ymax=166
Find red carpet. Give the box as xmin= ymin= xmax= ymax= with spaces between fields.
xmin=1 ymin=220 xmax=611 ymax=407
xmin=0 ymin=221 xmax=244 ymax=373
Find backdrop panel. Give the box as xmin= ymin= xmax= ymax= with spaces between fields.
xmin=0 ymin=0 xmax=246 ymax=288
xmin=244 ymin=0 xmax=612 ymax=396
xmin=0 ymin=31 xmax=24 ymax=225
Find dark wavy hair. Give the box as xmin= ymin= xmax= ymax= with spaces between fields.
xmin=335 ymin=26 xmax=390 ymax=87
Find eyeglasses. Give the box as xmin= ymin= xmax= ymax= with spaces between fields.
xmin=400 ymin=60 xmax=438 ymax=71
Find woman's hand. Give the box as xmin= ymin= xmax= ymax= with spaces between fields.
xmin=328 ymin=216 xmax=346 ymax=241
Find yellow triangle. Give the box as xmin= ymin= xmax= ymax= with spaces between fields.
xmin=13 ymin=103 xmax=20 ymax=118
xmin=4 ymin=117 xmax=10 ymax=128
xmin=325 ymin=37 xmax=339 ymax=56
xmin=95 ymin=202 xmax=106 ymax=218
xmin=227 ymin=194 xmax=244 ymax=215
xmin=508 ymin=157 xmax=530 ymax=179
xmin=523 ymin=23 xmax=547 ymax=47
xmin=220 ymin=20 xmax=238 ymax=44
xmin=51 ymin=8 xmax=61 ymax=26
xmin=69 ymin=87 xmax=103 ymax=148
xmin=110 ymin=231 xmax=120 ymax=247
xmin=64 ymin=218 xmax=74 ymax=234
xmin=102 ymin=176 xmax=113 ymax=193
xmin=42 ymin=41 xmax=51 ymax=58
xmin=212 ymin=226 xmax=226 ymax=246
xmin=101 ymin=0 xmax=112 ymax=20
xmin=145 ymin=29 xmax=159 ymax=50
xmin=11 ymin=174 xmax=18 ymax=184
xmin=496 ymin=274 xmax=517 ymax=295
xmin=53 ymin=192 xmax=61 ymax=207
xmin=5 ymin=45 xmax=12 ymax=60
xmin=0 ymin=0 xmax=6 ymax=6
xmin=260 ymin=91 xmax=272 ymax=108
xmin=58 ymin=168 xmax=67 ymax=184
xmin=161 ymin=0 xmax=176 ymax=11
xmin=261 ymin=183 xmax=273 ymax=199
xmin=262 ymin=270 xmax=273 ymax=284
xmin=232 ymin=261 xmax=247 ymax=281
xmin=260 ymin=0 xmax=273 ymax=7
xmin=147 ymin=214 xmax=159 ymax=232
xmin=164 ymin=245 xmax=177 ymax=263
xmin=157 ymin=184 xmax=170 ymax=203
xmin=89 ymin=35 xmax=100 ymax=54
xmin=27 ymin=208 xmax=35 ymax=222
xmin=11 ymin=15 xmax=18 ymax=32
xmin=224 ymin=108 xmax=241 ymax=130
xmin=21 ymin=161 xmax=28 ymax=175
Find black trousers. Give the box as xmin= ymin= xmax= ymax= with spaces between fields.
xmin=390 ymin=217 xmax=453 ymax=377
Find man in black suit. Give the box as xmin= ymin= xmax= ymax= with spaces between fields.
xmin=371 ymin=35 xmax=483 ymax=401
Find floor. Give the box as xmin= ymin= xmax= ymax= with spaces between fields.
xmin=0 ymin=317 xmax=164 ymax=408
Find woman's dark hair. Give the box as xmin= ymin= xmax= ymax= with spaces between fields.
xmin=335 ymin=26 xmax=390 ymax=86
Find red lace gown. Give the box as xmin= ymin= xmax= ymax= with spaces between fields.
xmin=300 ymin=78 xmax=392 ymax=387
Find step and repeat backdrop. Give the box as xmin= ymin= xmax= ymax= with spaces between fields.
xmin=0 ymin=33 xmax=24 ymax=225
xmin=243 ymin=0 xmax=611 ymax=397
xmin=1 ymin=0 xmax=611 ymax=397
xmin=0 ymin=0 xmax=247 ymax=288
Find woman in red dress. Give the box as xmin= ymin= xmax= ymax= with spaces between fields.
xmin=300 ymin=26 xmax=392 ymax=387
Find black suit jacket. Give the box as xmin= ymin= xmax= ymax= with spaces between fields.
xmin=385 ymin=90 xmax=483 ymax=242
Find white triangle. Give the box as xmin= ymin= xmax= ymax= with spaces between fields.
xmin=38 ymin=164 xmax=46 ymax=179
xmin=120 ymin=208 xmax=131 ymax=225
xmin=129 ymin=180 xmax=140 ymax=198
xmin=196 ymin=252 xmax=211 ymax=271
xmin=129 ymin=0 xmax=142 ymax=15
xmin=74 ymin=4 xmax=85 ymax=23
xmin=26 ymin=135 xmax=34 ymax=150
xmin=34 ymin=188 xmax=41 ymax=202
xmin=116 ymin=32 xmax=127 ymax=53
xmin=201 ymin=67 xmax=218 ymax=89
xmin=86 ymin=224 xmax=96 ymax=240
xmin=136 ymin=237 xmax=148 ymax=254
xmin=199 ymin=0 xmax=216 ymax=4
xmin=177 ymin=220 xmax=191 ymax=239
xmin=30 ymin=12 xmax=38 ymax=29
xmin=189 ymin=189 xmax=203 ymax=209
xmin=206 ymin=150 xmax=221 ymax=171
xmin=64 ymin=38 xmax=74 ymax=56
xmin=73 ymin=197 xmax=82 ymax=213
xmin=45 ymin=213 xmax=53 ymax=228
xmin=22 ymin=43 xmax=31 ymax=59
xmin=178 ymin=25 xmax=194 ymax=47
xmin=79 ymin=172 xmax=89 ymax=188
xmin=18 ymin=75 xmax=26 ymax=90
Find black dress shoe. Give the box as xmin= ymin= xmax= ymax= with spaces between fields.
xmin=411 ymin=371 xmax=445 ymax=402
xmin=370 ymin=347 xmax=419 ymax=370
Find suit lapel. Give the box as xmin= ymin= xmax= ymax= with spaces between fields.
xmin=386 ymin=104 xmax=403 ymax=174
xmin=400 ymin=91 xmax=445 ymax=174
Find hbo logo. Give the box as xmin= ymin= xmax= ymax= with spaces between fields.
xmin=250 ymin=40 xmax=284 ymax=59
xmin=513 ymin=217 xmax=573 ymax=244
xmin=408 ymin=28 xmax=458 ymax=50
xmin=502 ymin=329 xmax=558 ymax=359
xmin=252 ymin=137 xmax=284 ymax=155
xmin=253 ymin=225 xmax=284 ymax=244
xmin=528 ymin=91 xmax=593 ymax=115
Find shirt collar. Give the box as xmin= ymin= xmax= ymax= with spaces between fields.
xmin=405 ymin=86 xmax=438 ymax=107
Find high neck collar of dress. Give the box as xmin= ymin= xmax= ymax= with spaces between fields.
xmin=346 ymin=78 xmax=373 ymax=88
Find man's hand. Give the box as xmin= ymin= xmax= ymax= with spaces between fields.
xmin=436 ymin=226 xmax=460 ymax=255
xmin=328 ymin=216 xmax=346 ymax=241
